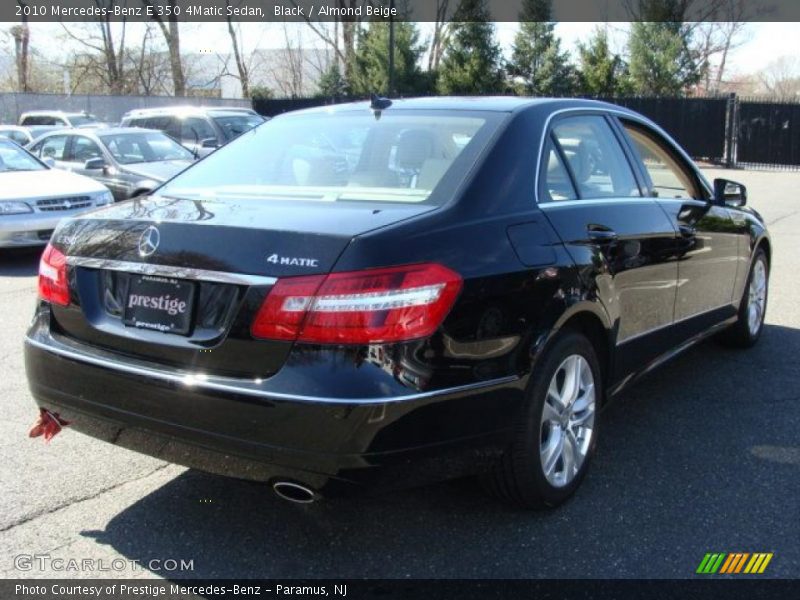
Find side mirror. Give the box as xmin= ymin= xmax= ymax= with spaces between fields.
xmin=200 ymin=137 xmax=219 ymax=149
xmin=714 ymin=178 xmax=747 ymax=207
xmin=84 ymin=157 xmax=106 ymax=171
xmin=42 ymin=157 xmax=55 ymax=168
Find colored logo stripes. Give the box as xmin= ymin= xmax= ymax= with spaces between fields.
xmin=696 ymin=552 xmax=773 ymax=574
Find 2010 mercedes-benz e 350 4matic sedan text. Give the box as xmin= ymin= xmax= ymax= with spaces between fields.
xmin=25 ymin=98 xmax=770 ymax=508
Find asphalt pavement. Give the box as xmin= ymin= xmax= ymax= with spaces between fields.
xmin=0 ymin=168 xmax=798 ymax=580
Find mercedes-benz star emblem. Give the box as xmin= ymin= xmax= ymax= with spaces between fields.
xmin=138 ymin=225 xmax=160 ymax=258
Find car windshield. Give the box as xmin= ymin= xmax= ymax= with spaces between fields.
xmin=100 ymin=131 xmax=194 ymax=164
xmin=69 ymin=115 xmax=98 ymax=126
xmin=158 ymin=111 xmax=491 ymax=205
xmin=0 ymin=140 xmax=45 ymax=172
xmin=212 ymin=114 xmax=266 ymax=141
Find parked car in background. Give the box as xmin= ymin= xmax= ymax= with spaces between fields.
xmin=0 ymin=138 xmax=112 ymax=248
xmin=24 ymin=98 xmax=771 ymax=509
xmin=19 ymin=110 xmax=106 ymax=128
xmin=26 ymin=128 xmax=195 ymax=201
xmin=0 ymin=125 xmax=66 ymax=146
xmin=120 ymin=106 xmax=266 ymax=157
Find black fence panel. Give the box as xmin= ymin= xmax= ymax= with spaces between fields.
xmin=603 ymin=96 xmax=729 ymax=161
xmin=737 ymin=100 xmax=800 ymax=168
xmin=252 ymin=97 xmax=331 ymax=117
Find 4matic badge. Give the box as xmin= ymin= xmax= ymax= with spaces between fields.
xmin=266 ymin=254 xmax=319 ymax=268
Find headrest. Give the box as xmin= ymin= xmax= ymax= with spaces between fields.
xmin=395 ymin=129 xmax=436 ymax=170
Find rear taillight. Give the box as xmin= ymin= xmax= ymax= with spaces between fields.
xmin=38 ymin=243 xmax=70 ymax=306
xmin=252 ymin=263 xmax=462 ymax=344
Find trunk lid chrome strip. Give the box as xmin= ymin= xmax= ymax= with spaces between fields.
xmin=66 ymin=256 xmax=277 ymax=286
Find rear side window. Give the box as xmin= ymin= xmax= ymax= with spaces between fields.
xmin=144 ymin=116 xmax=181 ymax=141
xmin=622 ymin=123 xmax=701 ymax=200
xmin=551 ymin=115 xmax=640 ymax=200
xmin=34 ymin=135 xmax=69 ymax=160
xmin=541 ymin=138 xmax=578 ymax=202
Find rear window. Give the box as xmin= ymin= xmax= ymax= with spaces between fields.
xmin=158 ymin=111 xmax=492 ymax=205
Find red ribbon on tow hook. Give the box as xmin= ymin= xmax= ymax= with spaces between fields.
xmin=28 ymin=408 xmax=70 ymax=442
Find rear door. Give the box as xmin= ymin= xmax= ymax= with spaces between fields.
xmin=538 ymin=113 xmax=679 ymax=375
xmin=616 ymin=119 xmax=739 ymax=326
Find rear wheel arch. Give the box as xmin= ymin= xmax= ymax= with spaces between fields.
xmin=558 ymin=311 xmax=611 ymax=402
xmin=756 ymin=237 xmax=771 ymax=269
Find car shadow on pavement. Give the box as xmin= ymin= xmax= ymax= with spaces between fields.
xmin=79 ymin=324 xmax=800 ymax=579
xmin=0 ymin=247 xmax=41 ymax=277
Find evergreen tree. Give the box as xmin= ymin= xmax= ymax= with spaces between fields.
xmin=577 ymin=27 xmax=630 ymax=97
xmin=628 ymin=22 xmax=702 ymax=95
xmin=316 ymin=63 xmax=349 ymax=99
xmin=351 ymin=22 xmax=426 ymax=96
xmin=508 ymin=1 xmax=577 ymax=97
xmin=436 ymin=0 xmax=505 ymax=95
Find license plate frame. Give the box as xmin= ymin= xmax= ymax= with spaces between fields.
xmin=122 ymin=275 xmax=195 ymax=336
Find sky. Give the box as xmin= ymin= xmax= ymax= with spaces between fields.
xmin=5 ymin=21 xmax=800 ymax=80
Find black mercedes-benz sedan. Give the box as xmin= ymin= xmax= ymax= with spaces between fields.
xmin=24 ymin=98 xmax=770 ymax=508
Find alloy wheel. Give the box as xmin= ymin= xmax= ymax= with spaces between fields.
xmin=539 ymin=354 xmax=596 ymax=488
xmin=748 ymin=258 xmax=767 ymax=336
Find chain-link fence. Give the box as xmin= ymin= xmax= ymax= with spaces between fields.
xmin=0 ymin=93 xmax=252 ymax=126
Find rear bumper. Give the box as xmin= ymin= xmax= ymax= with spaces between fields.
xmin=24 ymin=318 xmax=523 ymax=495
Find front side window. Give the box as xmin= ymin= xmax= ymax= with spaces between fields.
xmin=212 ymin=114 xmax=265 ymax=141
xmin=622 ymin=122 xmax=701 ymax=200
xmin=100 ymin=132 xmax=194 ymax=164
xmin=181 ymin=117 xmax=216 ymax=144
xmin=551 ymin=115 xmax=640 ymax=200
xmin=69 ymin=136 xmax=103 ymax=162
xmin=158 ymin=112 xmax=492 ymax=205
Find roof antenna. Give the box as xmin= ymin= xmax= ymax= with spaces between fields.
xmin=370 ymin=93 xmax=392 ymax=119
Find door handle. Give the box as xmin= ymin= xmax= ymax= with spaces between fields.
xmin=586 ymin=224 xmax=618 ymax=242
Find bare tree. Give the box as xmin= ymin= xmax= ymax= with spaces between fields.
xmin=269 ymin=22 xmax=309 ymax=98
xmin=224 ymin=1 xmax=252 ymax=98
xmin=291 ymin=0 xmax=366 ymax=82
xmin=427 ymin=0 xmax=451 ymax=72
xmin=134 ymin=23 xmax=173 ymax=95
xmin=692 ymin=0 xmax=752 ymax=93
xmin=141 ymin=0 xmax=186 ymax=95
xmin=11 ymin=1 xmax=30 ymax=92
xmin=759 ymin=56 xmax=800 ymax=99
xmin=60 ymin=1 xmax=129 ymax=94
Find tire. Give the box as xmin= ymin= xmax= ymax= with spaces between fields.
xmin=484 ymin=331 xmax=600 ymax=509
xmin=718 ymin=249 xmax=769 ymax=348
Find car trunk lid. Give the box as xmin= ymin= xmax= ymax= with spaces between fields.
xmin=50 ymin=196 xmax=434 ymax=378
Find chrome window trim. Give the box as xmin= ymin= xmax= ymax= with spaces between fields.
xmin=24 ymin=332 xmax=520 ymax=405
xmin=533 ymin=106 xmax=713 ymax=205
xmin=66 ymin=256 xmax=277 ymax=287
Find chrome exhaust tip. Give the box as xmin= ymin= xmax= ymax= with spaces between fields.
xmin=272 ymin=481 xmax=318 ymax=504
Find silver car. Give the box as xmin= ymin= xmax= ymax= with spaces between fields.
xmin=0 ymin=138 xmax=112 ymax=248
